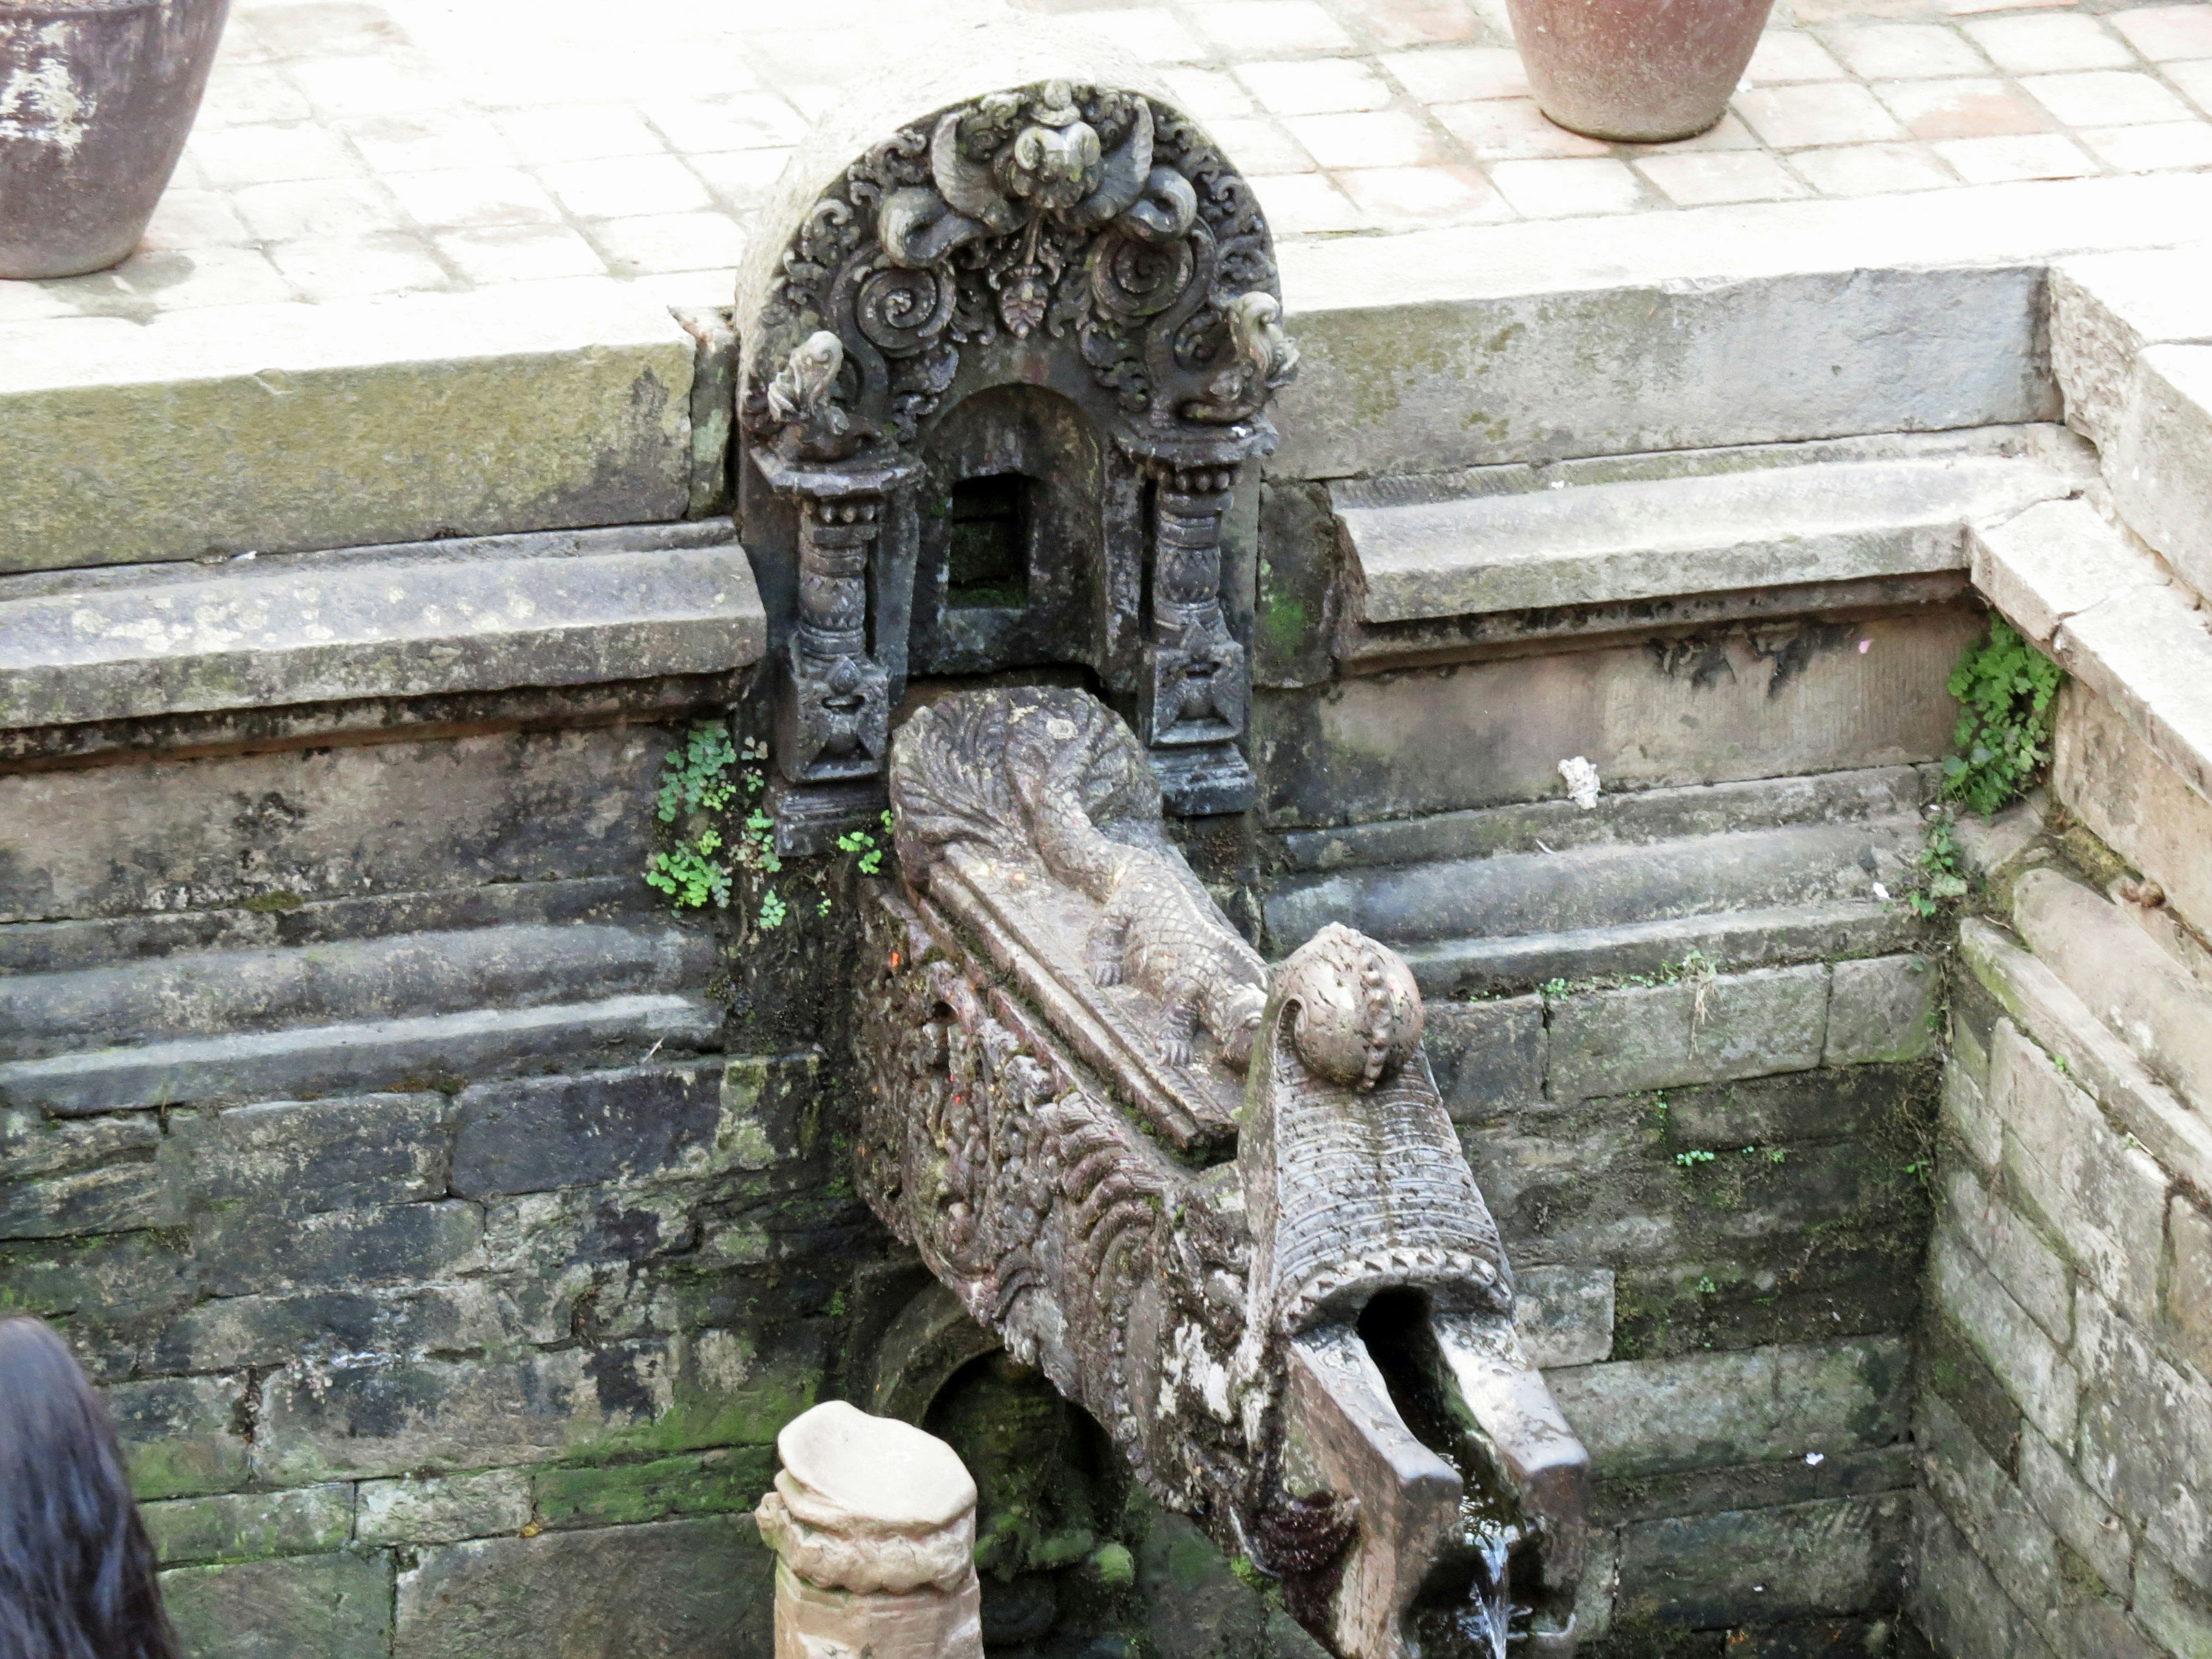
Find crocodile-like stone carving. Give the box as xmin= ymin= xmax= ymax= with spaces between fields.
xmin=856 ymin=687 xmax=1591 ymax=1658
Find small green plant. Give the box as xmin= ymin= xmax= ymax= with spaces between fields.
xmin=1904 ymin=812 xmax=1972 ymax=919
xmin=1941 ymin=618 xmax=2065 ymax=817
xmin=1675 ymin=1149 xmax=1716 ymax=1169
xmin=1695 ymin=1276 xmax=1719 ymax=1297
xmin=645 ymin=726 xmax=781 ymax=913
xmin=758 ymin=889 xmax=788 ymax=930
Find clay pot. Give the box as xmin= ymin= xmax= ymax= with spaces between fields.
xmin=1505 ymin=0 xmax=1774 ymax=143
xmin=0 ymin=0 xmax=231 ymax=279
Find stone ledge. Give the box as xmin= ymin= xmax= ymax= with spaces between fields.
xmin=0 ymin=280 xmax=696 ymax=575
xmin=2107 ymin=344 xmax=2212 ymax=604
xmin=1274 ymin=173 xmax=2212 ymax=483
xmin=1960 ymin=918 xmax=2212 ymax=1197
xmin=1334 ymin=433 xmax=2085 ymax=625
xmin=0 ymin=522 xmax=764 ymax=731
xmin=1966 ymin=499 xmax=2168 ymax=651
xmin=2049 ymin=249 xmax=2212 ymax=453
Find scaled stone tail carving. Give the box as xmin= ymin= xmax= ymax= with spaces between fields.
xmin=855 ymin=687 xmax=1590 ymax=1658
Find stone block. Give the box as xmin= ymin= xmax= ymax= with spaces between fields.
xmin=2049 ymin=248 xmax=2212 ymax=449
xmin=2107 ymin=344 xmax=2212 ymax=601
xmin=1547 ymin=1338 xmax=1905 ymax=1481
xmin=0 ymin=1229 xmax=197 ymax=1324
xmin=2016 ymin=1429 xmax=2131 ymax=1596
xmin=1255 ymin=479 xmax=1342 ymax=690
xmin=2056 ymin=572 xmax=2212 ymax=808
xmin=194 ymin=1200 xmax=485 ymax=1298
xmin=1908 ymin=1494 xmax=2062 ymax=1659
xmin=1940 ymin=1165 xmax=2071 ymax=1347
xmin=258 ymin=1327 xmax=818 ymax=1484
xmin=1995 ymin=1020 xmax=2169 ymax=1324
xmin=2073 ymin=1290 xmax=2212 ymax=1590
xmin=1423 ymin=997 xmax=1546 ymax=1120
xmin=142 ymin=1485 xmax=354 ymax=1567
xmin=107 ymin=1374 xmax=252 ymax=1499
xmin=1941 ymin=1062 xmax=2002 ymax=1176
xmin=0 ymin=1154 xmax=173 ymax=1240
xmin=0 ymin=524 xmax=764 ymax=731
xmin=2173 ymin=1194 xmax=2212 ymax=1382
xmin=358 ymin=1469 xmax=533 ymax=1546
xmin=1967 ymin=498 xmax=2168 ymax=651
xmin=393 ymin=1516 xmax=772 ymax=1659
xmin=1661 ymin=1061 xmax=1921 ymax=1150
xmin=2013 ymin=867 xmax=2212 ymax=1124
xmin=1336 ymin=444 xmax=2076 ymax=624
xmin=714 ymin=1051 xmax=820 ymax=1174
xmin=2056 ymin=681 xmax=2212 ymax=944
xmin=532 ymin=1446 xmax=777 ymax=1531
xmin=162 ymin=1550 xmax=394 ymax=1659
xmin=0 ymin=1107 xmax=160 ymax=1174
xmin=1916 ymin=1391 xmax=2062 ymax=1625
xmin=1546 ymin=966 xmax=1828 ymax=1101
xmin=153 ymin=1283 xmax=509 ymax=1373
xmin=1929 ymin=1231 xmax=2078 ymax=1448
xmin=0 ymin=282 xmax=693 ymax=575
xmin=1251 ymin=608 xmax=1982 ymax=828
xmin=257 ymin=1350 xmax=603 ymax=1482
xmin=1513 ymin=1264 xmax=1615 ymax=1368
xmin=1271 ymin=262 xmax=2050 ymax=483
xmin=0 ymin=725 xmax=668 ymax=925
xmin=451 ymin=1062 xmax=725 ymax=1196
xmin=162 ymin=1093 xmax=450 ymax=1216
xmin=1613 ymin=1492 xmax=1908 ymax=1630
xmin=1824 ymin=956 xmax=1938 ymax=1067
xmin=2134 ymin=1547 xmax=2212 ymax=1659
xmin=1918 ymin=1314 xmax=2022 ymax=1476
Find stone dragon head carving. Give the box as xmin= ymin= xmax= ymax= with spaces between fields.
xmin=851 ymin=688 xmax=1590 ymax=1658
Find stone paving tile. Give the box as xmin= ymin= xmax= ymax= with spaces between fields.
xmin=2 ymin=0 xmax=2209 ymax=322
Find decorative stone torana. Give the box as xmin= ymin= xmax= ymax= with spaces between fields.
xmin=735 ymin=66 xmax=1295 ymax=844
xmin=853 ymin=686 xmax=1590 ymax=1658
xmin=753 ymin=1400 xmax=984 ymax=1659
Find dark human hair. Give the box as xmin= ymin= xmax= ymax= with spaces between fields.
xmin=0 ymin=1316 xmax=180 ymax=1659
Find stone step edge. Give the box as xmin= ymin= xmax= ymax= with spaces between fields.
xmin=0 ymin=522 xmax=767 ymax=733
xmin=1962 ymin=918 xmax=2212 ymax=1195
xmin=1395 ymin=899 xmax=1922 ymax=998
xmin=1334 ymin=445 xmax=2088 ymax=627
xmin=1969 ymin=498 xmax=2212 ymax=805
xmin=1273 ymin=766 xmax=1932 ymax=875
xmin=0 ymin=994 xmax=725 ymax=1118
xmin=1 ymin=921 xmax=718 ymax=1061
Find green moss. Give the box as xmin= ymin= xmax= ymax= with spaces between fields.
xmin=1089 ymin=1541 xmax=1136 ymax=1589
xmin=238 ymin=891 xmax=305 ymax=913
xmin=532 ymin=1446 xmax=776 ymax=1530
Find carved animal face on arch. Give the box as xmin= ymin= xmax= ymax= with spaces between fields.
xmin=740 ymin=78 xmax=1297 ymax=461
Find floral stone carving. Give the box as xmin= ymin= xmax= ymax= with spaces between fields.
xmin=853 ymin=687 xmax=1590 ymax=1658
xmin=735 ymin=73 xmax=1294 ymax=842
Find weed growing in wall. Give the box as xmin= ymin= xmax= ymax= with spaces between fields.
xmin=1941 ymin=618 xmax=2065 ymax=817
xmin=645 ymin=725 xmax=781 ymax=919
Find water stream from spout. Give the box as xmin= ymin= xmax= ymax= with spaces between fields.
xmin=1358 ymin=1291 xmax=1527 ymax=1659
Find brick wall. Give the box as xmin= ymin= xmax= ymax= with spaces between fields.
xmin=1914 ymin=965 xmax=2212 ymax=1659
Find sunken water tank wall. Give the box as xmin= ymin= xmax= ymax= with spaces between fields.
xmin=4 ymin=43 xmax=2211 ymax=1659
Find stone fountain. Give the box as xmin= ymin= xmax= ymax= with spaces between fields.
xmin=733 ymin=30 xmax=1591 ymax=1653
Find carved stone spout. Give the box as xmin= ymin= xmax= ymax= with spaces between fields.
xmin=852 ymin=686 xmax=1590 ymax=1657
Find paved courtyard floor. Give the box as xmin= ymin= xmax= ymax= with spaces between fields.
xmin=1 ymin=0 xmax=2208 ymax=327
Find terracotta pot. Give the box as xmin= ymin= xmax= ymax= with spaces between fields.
xmin=1504 ymin=0 xmax=1775 ymax=143
xmin=0 ymin=0 xmax=231 ymax=279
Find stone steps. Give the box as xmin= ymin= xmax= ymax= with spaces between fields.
xmin=0 ymin=993 xmax=724 ymax=1118
xmin=1265 ymin=772 xmax=1931 ymax=997
xmin=1332 ymin=427 xmax=2092 ymax=629
xmin=0 ymin=921 xmax=717 ymax=1062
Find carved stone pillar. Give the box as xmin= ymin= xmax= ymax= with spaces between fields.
xmin=1141 ymin=455 xmax=1252 ymax=813
xmin=753 ymin=445 xmax=921 ymax=846
xmin=753 ymin=1400 xmax=983 ymax=1659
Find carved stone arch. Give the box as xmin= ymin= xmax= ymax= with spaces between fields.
xmin=731 ymin=22 xmax=1297 ymax=849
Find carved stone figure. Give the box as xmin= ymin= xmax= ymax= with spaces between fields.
xmin=734 ymin=50 xmax=1295 ymax=841
xmin=853 ymin=687 xmax=1590 ymax=1658
xmin=755 ymin=1400 xmax=983 ymax=1659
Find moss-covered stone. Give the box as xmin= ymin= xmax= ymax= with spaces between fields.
xmin=161 ymin=1550 xmax=393 ymax=1659
xmin=532 ymin=1446 xmax=776 ymax=1531
xmin=142 ymin=1486 xmax=354 ymax=1567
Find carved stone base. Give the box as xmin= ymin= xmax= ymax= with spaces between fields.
xmin=1149 ymin=741 xmax=1256 ymax=816
xmin=768 ymin=775 xmax=889 ymax=857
